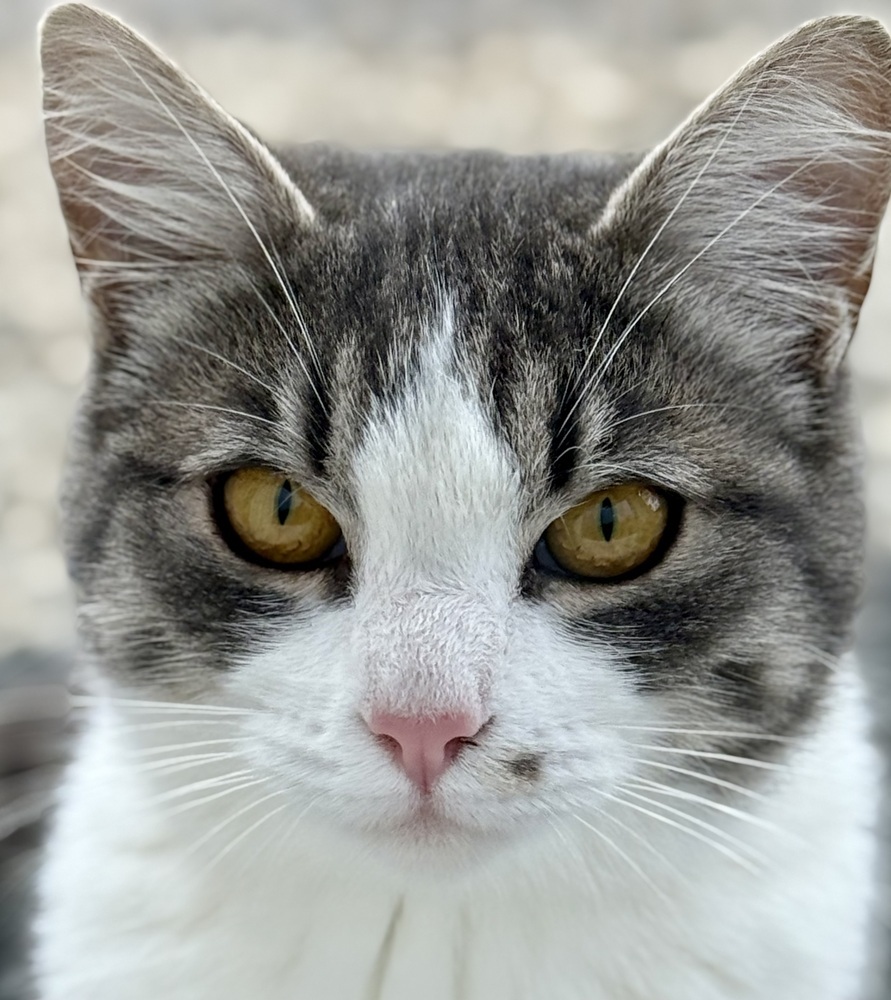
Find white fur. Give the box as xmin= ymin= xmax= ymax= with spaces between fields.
xmin=34 ymin=669 xmax=881 ymax=1000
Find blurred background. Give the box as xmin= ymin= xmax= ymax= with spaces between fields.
xmin=0 ymin=0 xmax=890 ymax=997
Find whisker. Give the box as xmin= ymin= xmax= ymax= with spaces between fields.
xmin=618 ymin=787 xmax=766 ymax=864
xmin=73 ymin=696 xmax=249 ymax=716
xmin=590 ymin=152 xmax=828 ymax=390
xmin=248 ymin=282 xmax=327 ymax=411
xmin=109 ymin=719 xmax=247 ymax=735
xmin=0 ymin=786 xmax=57 ymax=841
xmin=161 ymin=778 xmax=267 ymax=819
xmin=188 ymin=787 xmax=286 ymax=859
xmin=148 ymin=770 xmax=256 ymax=806
xmin=265 ymin=243 xmax=324 ymax=373
xmin=131 ymin=751 xmax=243 ymax=776
xmin=570 ymin=811 xmax=674 ymax=906
xmin=204 ymin=800 xmax=289 ymax=873
xmin=627 ymin=745 xmax=787 ymax=771
xmin=72 ymin=255 xmax=180 ymax=272
xmin=616 ymin=726 xmax=794 ymax=742
xmin=146 ymin=400 xmax=284 ymax=430
xmin=263 ymin=793 xmax=323 ymax=868
xmin=166 ymin=336 xmax=280 ymax=396
xmin=590 ymin=799 xmax=688 ymax=885
xmin=795 ymin=643 xmax=840 ymax=673
xmin=627 ymin=757 xmax=768 ymax=801
xmin=110 ymin=44 xmax=324 ymax=385
xmin=629 ymin=778 xmax=795 ymax=840
xmin=234 ymin=794 xmax=302 ymax=881
xmin=559 ymin=87 xmax=758 ymax=435
xmin=129 ymin=738 xmax=242 ymax=758
xmin=590 ymin=787 xmax=760 ymax=874
xmin=541 ymin=812 xmax=591 ymax=873
xmin=606 ymin=402 xmax=756 ymax=428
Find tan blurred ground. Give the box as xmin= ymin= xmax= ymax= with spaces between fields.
xmin=1 ymin=0 xmax=891 ymax=657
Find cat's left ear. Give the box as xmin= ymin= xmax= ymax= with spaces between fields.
xmin=596 ymin=16 xmax=891 ymax=374
xmin=40 ymin=4 xmax=314 ymax=294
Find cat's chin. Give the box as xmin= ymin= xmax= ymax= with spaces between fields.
xmin=362 ymin=824 xmax=524 ymax=877
xmin=340 ymin=797 xmax=545 ymax=877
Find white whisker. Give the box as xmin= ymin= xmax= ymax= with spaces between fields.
xmin=628 ymin=777 xmax=793 ymax=839
xmin=616 ymin=725 xmax=793 ymax=742
xmin=248 ymin=282 xmax=327 ymax=411
xmin=129 ymin=738 xmax=242 ymax=758
xmin=161 ymin=778 xmax=267 ymax=819
xmin=570 ymin=811 xmax=674 ymax=906
xmin=132 ymin=751 xmax=243 ymax=777
xmin=618 ymin=787 xmax=766 ymax=864
xmin=589 ymin=798 xmax=689 ymax=885
xmin=117 ymin=719 xmax=249 ymax=734
xmin=146 ymin=400 xmax=284 ymax=430
xmin=166 ymin=336 xmax=280 ymax=396
xmin=188 ymin=788 xmax=286 ymax=859
xmin=109 ymin=45 xmax=324 ymax=381
xmin=590 ymin=787 xmax=760 ymax=874
xmin=627 ymin=745 xmax=787 ymax=771
xmin=148 ymin=770 xmax=256 ymax=806
xmin=263 ymin=794 xmax=323 ymax=868
xmin=72 ymin=696 xmax=248 ymax=715
xmin=607 ymin=402 xmax=754 ymax=428
xmin=204 ymin=801 xmax=289 ymax=873
xmin=627 ymin=757 xmax=768 ymax=801
xmin=590 ymin=152 xmax=829 ymax=390
xmin=559 ymin=87 xmax=758 ymax=434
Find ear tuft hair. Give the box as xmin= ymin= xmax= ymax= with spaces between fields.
xmin=40 ymin=3 xmax=314 ymax=285
xmin=596 ymin=15 xmax=891 ymax=373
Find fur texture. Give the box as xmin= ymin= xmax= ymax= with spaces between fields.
xmin=34 ymin=6 xmax=891 ymax=998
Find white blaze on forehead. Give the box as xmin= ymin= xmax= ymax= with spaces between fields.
xmin=351 ymin=301 xmax=519 ymax=716
xmin=354 ymin=302 xmax=520 ymax=590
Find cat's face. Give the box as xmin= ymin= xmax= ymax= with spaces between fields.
xmin=41 ymin=6 xmax=891 ymax=869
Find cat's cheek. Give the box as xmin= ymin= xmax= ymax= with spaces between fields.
xmin=490 ymin=604 xmax=664 ymax=797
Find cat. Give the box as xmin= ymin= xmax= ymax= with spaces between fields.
xmin=32 ymin=4 xmax=891 ymax=999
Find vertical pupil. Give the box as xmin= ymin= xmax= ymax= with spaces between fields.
xmin=276 ymin=480 xmax=293 ymax=526
xmin=599 ymin=497 xmax=615 ymax=542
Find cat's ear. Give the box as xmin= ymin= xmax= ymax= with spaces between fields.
xmin=596 ymin=16 xmax=891 ymax=374
xmin=40 ymin=4 xmax=314 ymax=289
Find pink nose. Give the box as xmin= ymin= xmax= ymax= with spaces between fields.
xmin=367 ymin=711 xmax=485 ymax=794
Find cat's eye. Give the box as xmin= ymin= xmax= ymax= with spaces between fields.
xmin=541 ymin=483 xmax=670 ymax=580
xmin=219 ymin=468 xmax=342 ymax=567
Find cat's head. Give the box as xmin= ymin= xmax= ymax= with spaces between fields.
xmin=40 ymin=5 xmax=891 ymax=872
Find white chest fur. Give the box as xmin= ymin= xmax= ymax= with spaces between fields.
xmin=34 ymin=672 xmax=879 ymax=1000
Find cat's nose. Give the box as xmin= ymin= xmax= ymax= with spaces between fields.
xmin=367 ymin=711 xmax=486 ymax=794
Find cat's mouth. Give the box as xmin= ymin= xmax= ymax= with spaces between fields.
xmin=361 ymin=787 xmax=537 ymax=859
xmin=360 ymin=800 xmax=522 ymax=870
xmin=397 ymin=796 xmax=463 ymax=834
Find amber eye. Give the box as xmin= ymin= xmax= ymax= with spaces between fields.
xmin=542 ymin=483 xmax=670 ymax=580
xmin=220 ymin=468 xmax=342 ymax=567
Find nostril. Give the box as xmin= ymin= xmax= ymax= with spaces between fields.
xmin=443 ymin=735 xmax=468 ymax=766
xmin=374 ymin=732 xmax=402 ymax=756
xmin=451 ymin=716 xmax=493 ymax=750
xmin=365 ymin=710 xmax=489 ymax=793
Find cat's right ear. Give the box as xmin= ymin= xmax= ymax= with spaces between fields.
xmin=40 ymin=4 xmax=314 ymax=305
